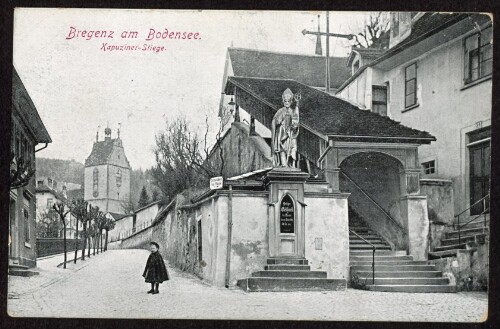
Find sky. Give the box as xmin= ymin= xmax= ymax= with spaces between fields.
xmin=14 ymin=8 xmax=373 ymax=170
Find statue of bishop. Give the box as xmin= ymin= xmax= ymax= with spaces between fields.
xmin=271 ymin=88 xmax=300 ymax=168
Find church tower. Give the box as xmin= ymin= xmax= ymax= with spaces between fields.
xmin=84 ymin=125 xmax=131 ymax=215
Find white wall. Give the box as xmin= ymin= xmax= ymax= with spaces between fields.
xmin=379 ymin=37 xmax=491 ymax=214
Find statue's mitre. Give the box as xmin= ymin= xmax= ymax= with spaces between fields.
xmin=282 ymin=88 xmax=293 ymax=101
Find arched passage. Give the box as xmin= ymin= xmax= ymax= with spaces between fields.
xmin=339 ymin=151 xmax=406 ymax=249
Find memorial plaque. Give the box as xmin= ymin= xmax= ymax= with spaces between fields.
xmin=280 ymin=194 xmax=295 ymax=233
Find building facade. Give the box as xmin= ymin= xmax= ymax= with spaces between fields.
xmin=35 ymin=177 xmax=82 ymax=239
xmin=336 ymin=13 xmax=492 ymax=219
xmin=10 ymin=68 xmax=52 ymax=268
xmin=84 ymin=127 xmax=131 ymax=214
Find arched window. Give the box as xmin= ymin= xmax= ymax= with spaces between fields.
xmin=93 ymin=167 xmax=99 ymax=197
xmin=116 ymin=168 xmax=122 ymax=187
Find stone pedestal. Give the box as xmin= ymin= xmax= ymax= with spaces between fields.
xmin=264 ymin=167 xmax=309 ymax=258
xmin=400 ymin=195 xmax=429 ymax=261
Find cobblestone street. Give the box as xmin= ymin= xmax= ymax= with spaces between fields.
xmin=8 ymin=249 xmax=488 ymax=322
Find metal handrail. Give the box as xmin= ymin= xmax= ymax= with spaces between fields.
xmin=457 ymin=206 xmax=489 ymax=245
xmin=349 ymin=228 xmax=376 ymax=284
xmin=341 ymin=170 xmax=405 ymax=234
xmin=454 ymin=194 xmax=489 ymax=219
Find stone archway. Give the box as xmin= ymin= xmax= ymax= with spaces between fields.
xmin=339 ymin=151 xmax=407 ymax=249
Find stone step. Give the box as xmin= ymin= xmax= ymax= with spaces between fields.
xmin=351 ymin=260 xmax=428 ymax=266
xmin=349 ymin=239 xmax=387 ymax=246
xmin=433 ymin=243 xmax=467 ymax=252
xmin=350 ymin=255 xmax=413 ymax=262
xmin=349 ymin=227 xmax=373 ymax=232
xmin=252 ymin=270 xmax=327 ymax=278
xmin=365 ymin=284 xmax=456 ymax=293
xmin=441 ymin=235 xmax=477 ymax=246
xmin=349 ymin=245 xmax=391 ymax=250
xmin=8 ymin=269 xmax=39 ymax=277
xmin=266 ymin=258 xmax=308 ymax=265
xmin=453 ymin=221 xmax=489 ymax=230
xmin=357 ymin=277 xmax=449 ymax=285
xmin=264 ymin=264 xmax=310 ymax=271
xmin=444 ymin=227 xmax=489 ymax=239
xmin=9 ymin=264 xmax=29 ymax=270
xmin=351 ymin=264 xmax=436 ymax=271
xmin=355 ymin=270 xmax=443 ymax=278
xmin=350 ymin=250 xmax=406 ymax=256
xmin=237 ymin=277 xmax=346 ymax=292
xmin=349 ymin=234 xmax=381 ymax=239
xmin=428 ymin=249 xmax=461 ymax=259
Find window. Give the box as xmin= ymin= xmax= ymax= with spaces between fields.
xmin=405 ymin=63 xmax=417 ymax=108
xmin=37 ymin=180 xmax=44 ymax=186
xmin=422 ymin=160 xmax=436 ymax=174
xmin=47 ymin=198 xmax=53 ymax=208
xmin=93 ymin=168 xmax=99 ymax=197
xmin=372 ymin=86 xmax=387 ymax=116
xmin=464 ymin=25 xmax=492 ymax=84
xmin=23 ymin=208 xmax=30 ymax=242
xmin=116 ymin=168 xmax=122 ymax=187
xmin=468 ymin=128 xmax=490 ymax=215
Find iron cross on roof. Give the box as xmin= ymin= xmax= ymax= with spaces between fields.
xmin=302 ymin=12 xmax=354 ymax=94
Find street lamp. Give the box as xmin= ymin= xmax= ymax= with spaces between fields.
xmin=228 ymin=97 xmax=235 ymax=115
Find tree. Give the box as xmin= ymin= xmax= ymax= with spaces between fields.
xmin=138 ymin=186 xmax=150 ymax=208
xmin=150 ymin=112 xmax=230 ymax=202
xmin=85 ymin=205 xmax=100 ymax=259
xmin=151 ymin=190 xmax=160 ymax=202
xmin=150 ymin=117 xmax=211 ymax=201
xmin=70 ymin=199 xmax=88 ymax=264
xmin=53 ymin=202 xmax=70 ymax=269
xmin=120 ymin=199 xmax=135 ymax=215
xmin=103 ymin=216 xmax=116 ymax=251
xmin=96 ymin=212 xmax=107 ymax=253
xmin=350 ymin=12 xmax=390 ymax=49
xmin=36 ymin=208 xmax=62 ymax=238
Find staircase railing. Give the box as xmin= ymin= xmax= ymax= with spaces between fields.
xmin=455 ymin=194 xmax=490 ymax=245
xmin=340 ymin=170 xmax=405 ymax=235
xmin=349 ymin=228 xmax=376 ymax=284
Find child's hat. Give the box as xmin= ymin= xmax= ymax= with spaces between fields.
xmin=150 ymin=241 xmax=160 ymax=249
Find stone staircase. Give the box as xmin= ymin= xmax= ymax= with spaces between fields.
xmin=429 ymin=216 xmax=489 ymax=259
xmin=237 ymin=257 xmax=346 ymax=292
xmin=8 ymin=264 xmax=39 ymax=277
xmin=349 ymin=208 xmax=456 ymax=293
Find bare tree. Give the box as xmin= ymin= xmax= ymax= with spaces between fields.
xmin=53 ymin=202 xmax=70 ymax=268
xmin=36 ymin=208 xmax=62 ymax=238
xmin=350 ymin=12 xmax=390 ymax=49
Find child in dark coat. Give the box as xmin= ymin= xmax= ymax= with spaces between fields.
xmin=143 ymin=242 xmax=170 ymax=294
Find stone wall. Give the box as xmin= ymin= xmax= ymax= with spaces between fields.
xmin=304 ymin=194 xmax=349 ymax=280
xmin=208 ymin=122 xmax=273 ymax=178
xmin=431 ymin=243 xmax=489 ymax=291
xmin=228 ymin=193 xmax=269 ymax=286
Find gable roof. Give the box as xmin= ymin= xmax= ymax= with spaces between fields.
xmin=228 ymin=47 xmax=350 ymax=90
xmin=338 ymin=13 xmax=476 ymax=92
xmin=108 ymin=212 xmax=129 ymax=221
xmin=346 ymin=47 xmax=386 ymax=68
xmin=12 ymin=68 xmax=52 ymax=144
xmin=225 ymin=76 xmax=435 ymax=143
xmin=85 ymin=139 xmax=127 ymax=166
xmin=66 ymin=188 xmax=83 ymax=202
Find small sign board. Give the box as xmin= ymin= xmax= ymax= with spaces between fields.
xmin=280 ymin=194 xmax=295 ymax=233
xmin=210 ymin=176 xmax=223 ymax=190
